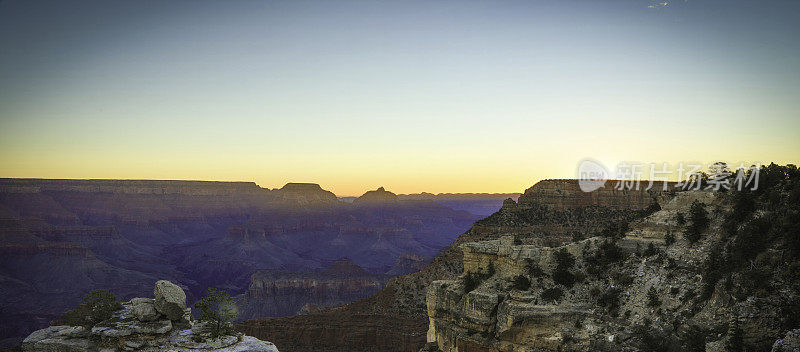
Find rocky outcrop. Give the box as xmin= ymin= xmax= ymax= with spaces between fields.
xmin=425 ymin=189 xmax=798 ymax=351
xmin=772 ymin=329 xmax=800 ymax=352
xmin=153 ymin=280 xmax=187 ymax=321
xmin=517 ymin=179 xmax=675 ymax=210
xmin=353 ymin=187 xmax=399 ymax=205
xmin=21 ymin=281 xmax=278 ymax=352
xmin=130 ymin=298 xmax=159 ymax=322
xmin=273 ymin=183 xmax=339 ymax=204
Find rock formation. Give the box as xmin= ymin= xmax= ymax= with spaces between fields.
xmin=353 ymin=187 xmax=399 ymax=205
xmin=425 ymin=183 xmax=800 ymax=351
xmin=235 ymin=259 xmax=389 ymax=320
xmin=238 ymin=179 xmax=672 ymax=351
xmin=21 ymin=280 xmax=278 ymax=352
xmin=153 ymin=280 xmax=188 ymax=321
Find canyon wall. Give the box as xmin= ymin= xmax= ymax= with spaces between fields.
xmin=239 ymin=179 xmax=673 ymax=351
xmin=236 ymin=259 xmax=389 ymax=320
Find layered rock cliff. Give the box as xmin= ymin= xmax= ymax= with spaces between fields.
xmin=235 ymin=259 xmax=388 ymax=320
xmin=425 ymin=168 xmax=800 ymax=352
xmin=238 ymin=179 xmax=673 ymax=351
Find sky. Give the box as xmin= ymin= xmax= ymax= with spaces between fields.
xmin=0 ymin=0 xmax=798 ymax=196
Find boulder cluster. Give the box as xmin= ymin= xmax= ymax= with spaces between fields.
xmin=22 ymin=280 xmax=278 ymax=352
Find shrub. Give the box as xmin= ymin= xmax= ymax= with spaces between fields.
xmin=643 ymin=201 xmax=661 ymax=216
xmin=541 ymin=287 xmax=563 ymax=302
xmin=676 ymin=212 xmax=685 ymax=225
xmin=552 ymin=268 xmax=575 ymax=287
xmin=664 ymin=232 xmax=675 ymax=246
xmin=486 ymin=262 xmax=496 ymax=277
xmin=463 ymin=271 xmax=480 ymax=293
xmin=54 ymin=289 xmax=122 ymax=328
xmin=552 ymin=248 xmax=577 ymax=287
xmin=601 ymin=220 xmax=629 ymax=238
xmin=526 ymin=259 xmax=546 ymax=278
xmin=195 ymin=287 xmax=238 ymax=337
xmin=647 ymin=287 xmax=661 ymax=307
xmin=597 ymin=287 xmax=622 ymax=315
xmin=511 ymin=275 xmax=531 ymax=291
xmin=586 ymin=239 xmax=626 ymax=272
xmin=553 ymin=248 xmax=575 ymax=269
xmin=612 ymin=271 xmax=634 ymax=287
xmin=643 ymin=243 xmax=658 ymax=257
xmin=684 ymin=200 xmax=709 ymax=244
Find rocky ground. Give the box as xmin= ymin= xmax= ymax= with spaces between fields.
xmin=425 ymin=182 xmax=800 ymax=352
xmin=20 ymin=280 xmax=278 ymax=352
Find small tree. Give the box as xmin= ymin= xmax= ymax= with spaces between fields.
xmin=511 ymin=275 xmax=531 ymax=291
xmin=552 ymin=248 xmax=577 ymax=287
xmin=55 ymin=289 xmax=122 ymax=328
xmin=664 ymin=232 xmax=675 ymax=246
xmin=684 ymin=200 xmax=709 ymax=244
xmin=195 ymin=287 xmax=238 ymax=337
xmin=463 ymin=271 xmax=479 ymax=293
xmin=647 ymin=287 xmax=661 ymax=307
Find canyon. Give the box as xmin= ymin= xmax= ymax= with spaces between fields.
xmin=238 ymin=179 xmax=675 ymax=351
xmin=0 ymin=179 xmax=499 ymax=348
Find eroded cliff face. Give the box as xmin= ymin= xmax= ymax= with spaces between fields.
xmin=517 ymin=179 xmax=675 ymax=210
xmin=239 ymin=180 xmax=672 ymax=352
xmin=235 ymin=260 xmax=388 ymax=320
xmin=425 ymin=190 xmax=797 ymax=351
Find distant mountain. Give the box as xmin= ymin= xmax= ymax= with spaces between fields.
xmin=398 ymin=192 xmax=521 ymax=216
xmin=0 ymin=178 xmax=479 ymax=347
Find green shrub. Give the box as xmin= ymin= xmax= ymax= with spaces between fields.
xmin=552 ymin=248 xmax=577 ymax=287
xmin=643 ymin=243 xmax=659 ymax=257
xmin=647 ymin=287 xmax=661 ymax=307
xmin=541 ymin=287 xmax=563 ymax=303
xmin=463 ymin=271 xmax=480 ymax=293
xmin=54 ymin=289 xmax=122 ymax=328
xmin=664 ymin=232 xmax=675 ymax=246
xmin=683 ymin=200 xmax=709 ymax=244
xmin=526 ymin=259 xmax=546 ymax=278
xmin=511 ymin=275 xmax=531 ymax=291
xmin=552 ymin=268 xmax=575 ymax=287
xmin=195 ymin=287 xmax=238 ymax=337
xmin=597 ymin=287 xmax=622 ymax=315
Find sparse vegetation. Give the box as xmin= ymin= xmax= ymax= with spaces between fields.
xmin=646 ymin=287 xmax=661 ymax=307
xmin=511 ymin=275 xmax=531 ymax=291
xmin=552 ymin=248 xmax=576 ymax=287
xmin=195 ymin=287 xmax=238 ymax=337
xmin=597 ymin=287 xmax=622 ymax=316
xmin=683 ymin=200 xmax=709 ymax=244
xmin=526 ymin=259 xmax=546 ymax=278
xmin=54 ymin=289 xmax=122 ymax=328
xmin=643 ymin=243 xmax=658 ymax=257
xmin=541 ymin=287 xmax=563 ymax=303
xmin=664 ymin=231 xmax=675 ymax=246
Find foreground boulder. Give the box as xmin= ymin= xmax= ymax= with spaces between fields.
xmin=153 ymin=280 xmax=187 ymax=321
xmin=22 ymin=280 xmax=278 ymax=352
xmin=772 ymin=329 xmax=800 ymax=352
